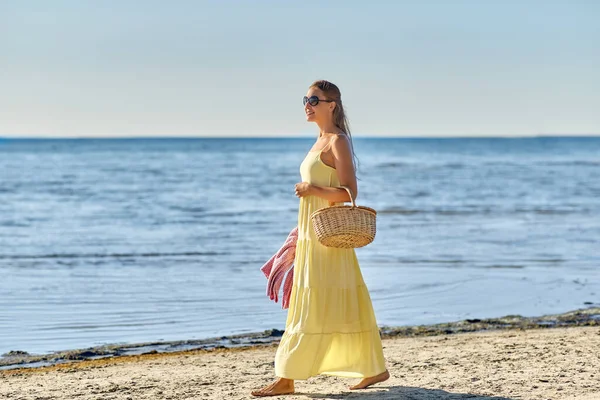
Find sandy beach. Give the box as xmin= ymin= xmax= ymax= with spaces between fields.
xmin=1 ymin=324 xmax=599 ymax=400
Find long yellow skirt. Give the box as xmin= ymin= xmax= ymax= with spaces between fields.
xmin=274 ymin=192 xmax=387 ymax=380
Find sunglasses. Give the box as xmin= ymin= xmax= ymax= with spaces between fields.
xmin=303 ymin=95 xmax=334 ymax=107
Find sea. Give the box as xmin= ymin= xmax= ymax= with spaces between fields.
xmin=1 ymin=136 xmax=599 ymax=357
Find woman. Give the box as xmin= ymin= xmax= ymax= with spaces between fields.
xmin=251 ymin=80 xmax=389 ymax=397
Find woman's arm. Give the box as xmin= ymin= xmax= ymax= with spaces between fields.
xmin=330 ymin=134 xmax=358 ymax=199
xmin=307 ymin=185 xmax=351 ymax=203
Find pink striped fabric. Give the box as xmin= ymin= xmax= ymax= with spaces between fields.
xmin=260 ymin=226 xmax=298 ymax=309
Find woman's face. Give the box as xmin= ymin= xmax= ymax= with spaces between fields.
xmin=304 ymin=87 xmax=334 ymax=124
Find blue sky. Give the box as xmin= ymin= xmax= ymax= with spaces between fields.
xmin=1 ymin=0 xmax=598 ymax=137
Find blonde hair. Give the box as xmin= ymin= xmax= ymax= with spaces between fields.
xmin=310 ymin=80 xmax=360 ymax=173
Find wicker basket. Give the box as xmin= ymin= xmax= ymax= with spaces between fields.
xmin=310 ymin=186 xmax=377 ymax=248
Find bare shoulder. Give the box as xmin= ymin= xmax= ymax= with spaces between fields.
xmin=330 ymin=133 xmax=352 ymax=154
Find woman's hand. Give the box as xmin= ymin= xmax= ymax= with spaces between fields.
xmin=294 ymin=182 xmax=314 ymax=198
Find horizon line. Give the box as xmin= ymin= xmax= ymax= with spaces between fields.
xmin=2 ymin=133 xmax=600 ymax=140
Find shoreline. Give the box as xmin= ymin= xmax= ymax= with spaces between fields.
xmin=2 ymin=306 xmax=598 ymax=372
xmin=2 ymin=325 xmax=599 ymax=399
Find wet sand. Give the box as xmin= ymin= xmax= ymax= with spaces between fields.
xmin=3 ymin=307 xmax=599 ymax=371
xmin=1 ymin=315 xmax=599 ymax=399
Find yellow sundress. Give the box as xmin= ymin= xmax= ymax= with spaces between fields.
xmin=274 ymin=146 xmax=387 ymax=380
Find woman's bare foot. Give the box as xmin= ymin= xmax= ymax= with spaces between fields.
xmin=251 ymin=378 xmax=295 ymax=397
xmin=349 ymin=369 xmax=390 ymax=390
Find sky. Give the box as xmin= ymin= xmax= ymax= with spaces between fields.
xmin=1 ymin=0 xmax=598 ymax=138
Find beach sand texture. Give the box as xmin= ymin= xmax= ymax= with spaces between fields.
xmin=1 ymin=326 xmax=599 ymax=400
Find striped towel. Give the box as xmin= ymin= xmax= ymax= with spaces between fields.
xmin=260 ymin=226 xmax=298 ymax=309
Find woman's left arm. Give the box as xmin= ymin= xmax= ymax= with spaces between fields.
xmin=295 ymin=135 xmax=357 ymax=203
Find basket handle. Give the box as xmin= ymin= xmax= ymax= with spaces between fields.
xmin=339 ymin=185 xmax=356 ymax=208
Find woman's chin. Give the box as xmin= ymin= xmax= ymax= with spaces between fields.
xmin=306 ymin=115 xmax=316 ymax=122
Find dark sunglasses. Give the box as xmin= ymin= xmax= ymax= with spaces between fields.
xmin=303 ymin=95 xmax=334 ymax=107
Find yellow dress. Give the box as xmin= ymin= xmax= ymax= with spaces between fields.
xmin=274 ymin=147 xmax=387 ymax=380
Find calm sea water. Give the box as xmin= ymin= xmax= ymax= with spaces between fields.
xmin=1 ymin=137 xmax=599 ymax=356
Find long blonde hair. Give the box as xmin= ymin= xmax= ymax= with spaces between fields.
xmin=310 ymin=80 xmax=360 ymax=173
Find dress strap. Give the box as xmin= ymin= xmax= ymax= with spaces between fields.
xmin=317 ymin=134 xmax=338 ymax=155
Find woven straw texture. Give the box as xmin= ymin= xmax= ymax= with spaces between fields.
xmin=310 ymin=186 xmax=377 ymax=248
